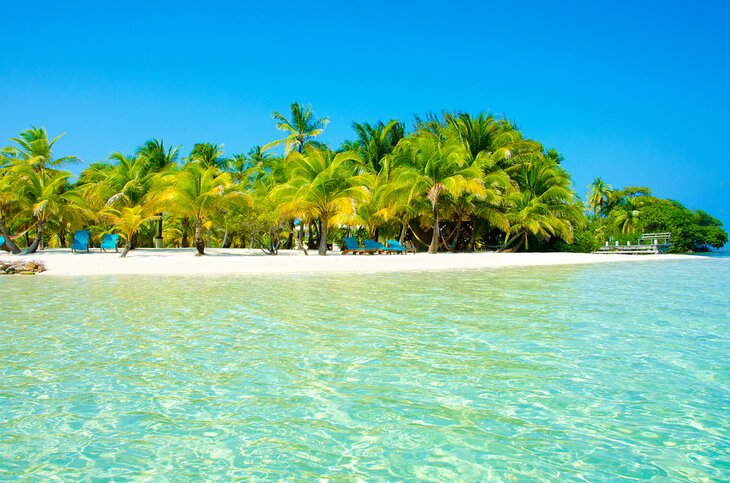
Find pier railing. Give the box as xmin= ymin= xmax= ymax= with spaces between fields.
xmin=595 ymin=232 xmax=672 ymax=255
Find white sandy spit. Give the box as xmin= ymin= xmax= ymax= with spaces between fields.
xmin=0 ymin=248 xmax=699 ymax=276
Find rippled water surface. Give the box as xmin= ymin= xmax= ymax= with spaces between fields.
xmin=1 ymin=256 xmax=729 ymax=480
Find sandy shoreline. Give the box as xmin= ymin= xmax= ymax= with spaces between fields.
xmin=0 ymin=248 xmax=700 ymax=276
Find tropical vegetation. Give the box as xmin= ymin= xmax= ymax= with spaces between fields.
xmin=0 ymin=108 xmax=726 ymax=256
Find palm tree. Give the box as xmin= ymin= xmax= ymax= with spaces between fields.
xmin=390 ymin=131 xmax=487 ymax=253
xmin=350 ymin=120 xmax=405 ymax=174
xmin=11 ymin=165 xmax=88 ymax=253
xmin=273 ymin=147 xmax=367 ymax=255
xmin=263 ymin=102 xmax=330 ymax=155
xmin=188 ymin=143 xmax=226 ymax=169
xmin=505 ymin=154 xmax=580 ymax=250
xmin=613 ymin=199 xmax=641 ymax=235
xmin=136 ymin=139 xmax=180 ymax=243
xmin=588 ymin=178 xmax=611 ymax=211
xmin=152 ymin=162 xmax=238 ymax=255
xmin=264 ymin=102 xmax=330 ymax=249
xmin=8 ymin=127 xmax=80 ymax=172
xmin=227 ymin=146 xmax=273 ymax=186
xmin=0 ymin=162 xmax=22 ymax=253
xmin=101 ymin=206 xmax=159 ymax=257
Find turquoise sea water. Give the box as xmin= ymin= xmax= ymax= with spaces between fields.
xmin=1 ymin=256 xmax=729 ymax=480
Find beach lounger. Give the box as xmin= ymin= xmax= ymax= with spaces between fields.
xmin=387 ymin=239 xmax=417 ymax=254
xmin=100 ymin=234 xmax=119 ymax=253
xmin=341 ymin=237 xmax=362 ymax=254
xmin=363 ymin=239 xmax=394 ymax=254
xmin=341 ymin=237 xmax=377 ymax=255
xmin=71 ymin=229 xmax=91 ymax=253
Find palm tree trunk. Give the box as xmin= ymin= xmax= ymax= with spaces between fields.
xmin=297 ymin=222 xmax=308 ymax=255
xmin=121 ymin=241 xmax=132 ymax=257
xmin=399 ymin=224 xmax=406 ymax=245
xmin=194 ymin=219 xmax=205 ymax=255
xmin=156 ymin=214 xmax=164 ymax=246
xmin=318 ymin=219 xmax=328 ymax=256
xmin=181 ymin=217 xmax=190 ymax=247
xmin=26 ymin=222 xmax=45 ymax=254
xmin=287 ymin=220 xmax=295 ymax=249
xmin=0 ymin=216 xmax=21 ymax=254
xmin=429 ymin=208 xmax=439 ymax=254
xmin=308 ymin=222 xmax=317 ymax=250
xmin=222 ymin=229 xmax=231 ymax=248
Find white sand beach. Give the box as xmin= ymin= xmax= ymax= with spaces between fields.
xmin=0 ymin=248 xmax=698 ymax=276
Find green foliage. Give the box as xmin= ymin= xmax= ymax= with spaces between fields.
xmin=2 ymin=114 xmax=726 ymax=256
xmin=633 ymin=199 xmax=727 ymax=252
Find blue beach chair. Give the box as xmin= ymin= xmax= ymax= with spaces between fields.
xmin=100 ymin=234 xmax=119 ymax=253
xmin=71 ymin=230 xmax=91 ymax=253
xmin=341 ymin=237 xmax=364 ymax=254
xmin=363 ymin=239 xmax=393 ymax=254
xmin=387 ymin=239 xmax=416 ymax=254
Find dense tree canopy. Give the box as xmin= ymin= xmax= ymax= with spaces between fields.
xmin=0 ymin=108 xmax=726 ymax=256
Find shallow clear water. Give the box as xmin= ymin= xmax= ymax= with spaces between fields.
xmin=1 ymin=257 xmax=729 ymax=480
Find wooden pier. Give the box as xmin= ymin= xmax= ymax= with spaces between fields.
xmin=595 ymin=232 xmax=672 ymax=255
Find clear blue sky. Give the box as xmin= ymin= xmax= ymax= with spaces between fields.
xmin=2 ymin=1 xmax=728 ymax=227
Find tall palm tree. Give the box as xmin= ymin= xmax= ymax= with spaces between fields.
xmin=152 ymin=162 xmax=238 ymax=255
xmin=8 ymin=127 xmax=80 ymax=172
xmin=587 ymin=178 xmax=611 ymax=213
xmin=587 ymin=177 xmax=612 ymax=239
xmin=390 ymin=131 xmax=487 ymax=253
xmin=273 ymin=147 xmax=367 ymax=255
xmin=136 ymin=139 xmax=180 ymax=243
xmin=263 ymin=102 xmax=330 ymax=155
xmin=264 ymin=102 xmax=329 ymax=248
xmin=101 ymin=206 xmax=159 ymax=257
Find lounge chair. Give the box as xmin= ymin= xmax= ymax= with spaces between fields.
xmin=363 ymin=239 xmax=394 ymax=254
xmin=71 ymin=229 xmax=91 ymax=253
xmin=341 ymin=237 xmax=363 ymax=254
xmin=341 ymin=237 xmax=376 ymax=255
xmin=100 ymin=234 xmax=119 ymax=253
xmin=387 ymin=239 xmax=417 ymax=254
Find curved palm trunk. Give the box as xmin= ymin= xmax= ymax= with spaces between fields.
xmin=429 ymin=208 xmax=439 ymax=254
xmin=194 ymin=219 xmax=205 ymax=255
xmin=318 ymin=219 xmax=328 ymax=256
xmin=26 ymin=222 xmax=45 ymax=254
xmin=0 ymin=217 xmax=21 ymax=254
xmin=121 ymin=241 xmax=132 ymax=257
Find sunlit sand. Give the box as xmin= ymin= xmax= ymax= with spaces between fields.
xmin=0 ymin=248 xmax=699 ymax=276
